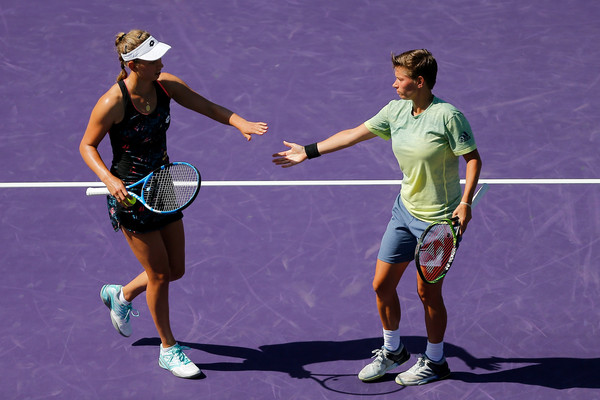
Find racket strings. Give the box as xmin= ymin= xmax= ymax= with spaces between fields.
xmin=418 ymin=224 xmax=456 ymax=280
xmin=144 ymin=164 xmax=199 ymax=212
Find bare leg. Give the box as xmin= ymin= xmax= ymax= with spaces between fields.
xmin=416 ymin=276 xmax=446 ymax=344
xmin=121 ymin=271 xmax=149 ymax=302
xmin=373 ymin=259 xmax=410 ymax=330
xmin=121 ymin=220 xmax=186 ymax=348
xmin=121 ymin=221 xmax=186 ymax=301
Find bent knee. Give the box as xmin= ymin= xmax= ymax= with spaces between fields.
xmin=169 ymin=265 xmax=185 ymax=282
xmin=149 ymin=272 xmax=171 ymax=285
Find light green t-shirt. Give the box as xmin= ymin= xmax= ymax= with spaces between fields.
xmin=364 ymin=97 xmax=477 ymax=222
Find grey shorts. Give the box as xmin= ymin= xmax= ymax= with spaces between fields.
xmin=377 ymin=194 xmax=430 ymax=264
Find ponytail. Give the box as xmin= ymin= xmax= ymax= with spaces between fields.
xmin=114 ymin=30 xmax=150 ymax=82
xmin=117 ymin=60 xmax=128 ymax=82
xmin=115 ymin=32 xmax=128 ymax=82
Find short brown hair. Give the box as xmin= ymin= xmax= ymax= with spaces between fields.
xmin=391 ymin=49 xmax=437 ymax=89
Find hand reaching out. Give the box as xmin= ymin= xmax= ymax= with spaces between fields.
xmin=239 ymin=121 xmax=268 ymax=141
xmin=230 ymin=114 xmax=268 ymax=141
xmin=272 ymin=141 xmax=308 ymax=168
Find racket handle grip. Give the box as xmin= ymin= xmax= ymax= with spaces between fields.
xmin=86 ymin=187 xmax=110 ymax=196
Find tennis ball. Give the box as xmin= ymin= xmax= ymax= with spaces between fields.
xmin=125 ymin=196 xmax=137 ymax=206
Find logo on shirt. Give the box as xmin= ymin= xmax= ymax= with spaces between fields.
xmin=458 ymin=131 xmax=471 ymax=143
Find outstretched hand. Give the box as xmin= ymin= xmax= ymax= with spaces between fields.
xmin=237 ymin=120 xmax=268 ymax=141
xmin=272 ymin=141 xmax=307 ymax=168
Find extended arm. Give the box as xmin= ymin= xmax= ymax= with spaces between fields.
xmin=272 ymin=123 xmax=377 ymax=168
xmin=160 ymin=73 xmax=267 ymax=141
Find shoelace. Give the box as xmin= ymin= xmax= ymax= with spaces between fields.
xmin=369 ymin=348 xmax=386 ymax=364
xmin=162 ymin=344 xmax=192 ymax=367
xmin=116 ymin=302 xmax=139 ymax=321
xmin=407 ymin=356 xmax=429 ymax=374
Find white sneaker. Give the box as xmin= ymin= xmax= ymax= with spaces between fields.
xmin=395 ymin=354 xmax=451 ymax=386
xmin=358 ymin=346 xmax=410 ymax=382
xmin=100 ymin=284 xmax=138 ymax=337
xmin=159 ymin=343 xmax=202 ymax=379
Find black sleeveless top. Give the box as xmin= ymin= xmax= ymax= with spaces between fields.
xmin=106 ymin=80 xmax=183 ymax=233
xmin=109 ymin=80 xmax=171 ymax=186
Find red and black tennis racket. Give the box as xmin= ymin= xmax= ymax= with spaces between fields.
xmin=415 ymin=183 xmax=489 ymax=284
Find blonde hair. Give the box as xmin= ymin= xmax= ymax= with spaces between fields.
xmin=114 ymin=29 xmax=151 ymax=81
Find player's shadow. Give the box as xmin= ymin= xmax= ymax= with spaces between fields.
xmin=132 ymin=336 xmax=599 ymax=390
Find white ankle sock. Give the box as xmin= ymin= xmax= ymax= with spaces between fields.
xmin=425 ymin=341 xmax=444 ymax=362
xmin=161 ymin=343 xmax=177 ymax=354
xmin=383 ymin=328 xmax=401 ymax=352
xmin=118 ymin=289 xmax=130 ymax=305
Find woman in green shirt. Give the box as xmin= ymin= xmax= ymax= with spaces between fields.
xmin=272 ymin=49 xmax=482 ymax=386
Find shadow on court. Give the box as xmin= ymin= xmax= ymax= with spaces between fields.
xmin=450 ymin=357 xmax=600 ymax=390
xmin=131 ymin=336 xmax=599 ymax=392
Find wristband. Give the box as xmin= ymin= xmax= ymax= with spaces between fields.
xmin=304 ymin=143 xmax=321 ymax=159
xmin=460 ymin=201 xmax=471 ymax=208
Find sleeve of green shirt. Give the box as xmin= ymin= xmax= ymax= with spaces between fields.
xmin=364 ymin=101 xmax=393 ymax=140
xmin=445 ymin=111 xmax=477 ymax=155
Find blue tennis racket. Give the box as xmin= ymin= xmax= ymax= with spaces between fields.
xmin=415 ymin=183 xmax=489 ymax=284
xmin=86 ymin=162 xmax=201 ymax=214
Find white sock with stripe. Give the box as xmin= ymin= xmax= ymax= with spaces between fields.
xmin=383 ymin=328 xmax=401 ymax=352
xmin=425 ymin=341 xmax=444 ymax=362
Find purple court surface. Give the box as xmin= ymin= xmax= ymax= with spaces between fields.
xmin=1 ymin=1 xmax=599 ymax=399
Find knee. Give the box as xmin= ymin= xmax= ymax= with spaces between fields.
xmin=417 ymin=284 xmax=444 ymax=306
xmin=170 ymin=267 xmax=185 ymax=282
xmin=149 ymin=264 xmax=185 ymax=284
xmin=169 ymin=260 xmax=186 ymax=282
xmin=150 ymin=271 xmax=171 ymax=286
xmin=373 ymin=278 xmax=394 ymax=299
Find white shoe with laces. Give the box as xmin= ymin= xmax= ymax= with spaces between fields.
xmin=358 ymin=345 xmax=411 ymax=382
xmin=159 ymin=343 xmax=202 ymax=379
xmin=395 ymin=354 xmax=451 ymax=386
xmin=100 ymin=284 xmax=138 ymax=337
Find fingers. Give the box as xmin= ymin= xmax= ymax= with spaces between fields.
xmin=114 ymin=190 xmax=133 ymax=207
xmin=458 ymin=223 xmax=467 ymax=236
xmin=457 ymin=216 xmax=470 ymax=235
xmin=254 ymin=122 xmax=268 ymax=134
xmin=106 ymin=179 xmax=133 ymax=207
xmin=452 ymin=202 xmax=473 ymax=235
xmin=272 ymin=153 xmax=293 ymax=165
xmin=273 ymin=160 xmax=297 ymax=168
xmin=272 ymin=159 xmax=294 ymax=167
xmin=108 ymin=185 xmax=126 ymax=202
xmin=271 ymin=140 xmax=305 ymax=168
xmin=243 ymin=122 xmax=268 ymax=139
xmin=271 ymin=141 xmax=293 ymax=157
xmin=121 ymin=195 xmax=136 ymax=208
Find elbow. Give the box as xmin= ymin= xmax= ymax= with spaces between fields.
xmin=79 ymin=141 xmax=90 ymax=159
xmin=78 ymin=141 xmax=86 ymax=158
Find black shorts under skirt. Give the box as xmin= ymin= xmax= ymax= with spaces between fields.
xmin=106 ymin=195 xmax=183 ymax=233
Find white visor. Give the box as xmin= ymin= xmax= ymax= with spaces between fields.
xmin=121 ymin=36 xmax=171 ymax=62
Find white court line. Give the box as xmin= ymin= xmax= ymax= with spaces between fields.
xmin=0 ymin=178 xmax=599 ymax=188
